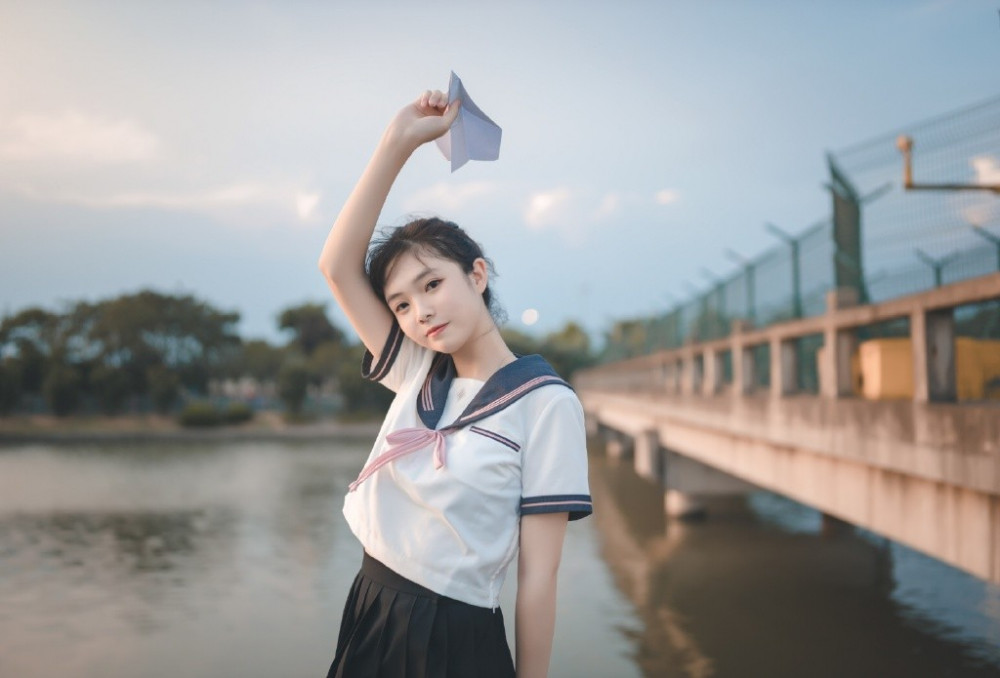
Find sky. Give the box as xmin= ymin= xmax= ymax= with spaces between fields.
xmin=1 ymin=0 xmax=998 ymax=346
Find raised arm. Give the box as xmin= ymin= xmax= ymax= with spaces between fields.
xmin=317 ymin=90 xmax=460 ymax=356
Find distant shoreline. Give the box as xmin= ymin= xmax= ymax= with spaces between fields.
xmin=0 ymin=413 xmax=382 ymax=446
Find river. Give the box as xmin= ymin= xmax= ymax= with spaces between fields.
xmin=0 ymin=439 xmax=997 ymax=677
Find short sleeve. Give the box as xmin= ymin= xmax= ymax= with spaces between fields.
xmin=519 ymin=389 xmax=593 ymax=521
xmin=360 ymin=320 xmax=431 ymax=393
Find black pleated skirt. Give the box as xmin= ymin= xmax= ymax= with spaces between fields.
xmin=326 ymin=552 xmax=516 ymax=678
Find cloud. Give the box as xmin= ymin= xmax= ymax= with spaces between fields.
xmin=0 ymin=111 xmax=159 ymax=164
xmin=654 ymin=189 xmax=679 ymax=205
xmin=524 ymin=188 xmax=572 ymax=229
xmin=12 ymin=181 xmax=323 ymax=225
xmin=593 ymin=192 xmax=622 ymax=220
xmin=403 ymin=181 xmax=500 ymax=213
xmin=590 ymin=189 xmax=679 ymax=221
xmin=296 ymin=192 xmax=321 ymax=221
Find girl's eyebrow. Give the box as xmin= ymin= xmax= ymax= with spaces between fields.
xmin=385 ymin=267 xmax=436 ymax=303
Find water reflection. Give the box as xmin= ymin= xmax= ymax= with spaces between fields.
xmin=588 ymin=448 xmax=1000 ymax=677
xmin=1 ymin=441 xmax=998 ymax=677
xmin=0 ymin=441 xmax=640 ymax=678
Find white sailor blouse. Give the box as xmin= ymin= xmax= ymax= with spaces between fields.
xmin=342 ymin=321 xmax=593 ymax=609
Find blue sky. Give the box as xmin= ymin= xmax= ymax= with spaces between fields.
xmin=1 ymin=1 xmax=997 ymax=345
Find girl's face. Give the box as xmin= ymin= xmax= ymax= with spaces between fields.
xmin=382 ymin=249 xmax=490 ymax=354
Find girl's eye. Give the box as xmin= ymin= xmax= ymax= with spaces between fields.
xmin=394 ymin=302 xmax=409 ymax=314
xmin=426 ymin=279 xmax=441 ymax=291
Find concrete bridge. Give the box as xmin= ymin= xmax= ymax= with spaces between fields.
xmin=574 ymin=273 xmax=1000 ymax=584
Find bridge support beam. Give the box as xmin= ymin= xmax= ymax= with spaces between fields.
xmin=605 ymin=429 xmax=633 ymax=462
xmin=662 ymin=450 xmax=756 ymax=519
xmin=665 ymin=490 xmax=707 ymax=519
xmin=634 ymin=429 xmax=662 ymax=483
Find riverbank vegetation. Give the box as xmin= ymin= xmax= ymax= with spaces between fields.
xmin=0 ymin=289 xmax=596 ymax=430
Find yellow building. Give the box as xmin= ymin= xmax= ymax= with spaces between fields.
xmin=855 ymin=337 xmax=1000 ymax=401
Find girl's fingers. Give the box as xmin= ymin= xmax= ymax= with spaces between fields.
xmin=430 ymin=90 xmax=448 ymax=109
xmin=417 ymin=89 xmax=449 ymax=113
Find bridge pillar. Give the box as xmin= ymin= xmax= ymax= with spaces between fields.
xmin=820 ymin=288 xmax=859 ymax=398
xmin=665 ymin=490 xmax=707 ymax=520
xmin=662 ymin=450 xmax=756 ymax=519
xmin=605 ymin=430 xmax=633 ymax=462
xmin=634 ymin=429 xmax=662 ymax=484
xmin=912 ymin=307 xmax=956 ymax=402
xmin=770 ymin=337 xmax=797 ymax=397
xmin=731 ymin=320 xmax=755 ymax=395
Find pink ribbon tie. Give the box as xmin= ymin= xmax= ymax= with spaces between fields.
xmin=348 ymin=427 xmax=448 ymax=492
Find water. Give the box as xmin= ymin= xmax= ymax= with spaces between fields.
xmin=0 ymin=439 xmax=997 ymax=677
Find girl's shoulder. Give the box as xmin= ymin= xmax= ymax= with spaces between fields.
xmin=511 ymin=379 xmax=581 ymax=423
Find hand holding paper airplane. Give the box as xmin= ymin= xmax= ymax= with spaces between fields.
xmin=435 ymin=72 xmax=503 ymax=172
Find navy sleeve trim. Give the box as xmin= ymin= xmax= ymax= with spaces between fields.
xmin=360 ymin=321 xmax=404 ymax=382
xmin=520 ymin=494 xmax=593 ymax=521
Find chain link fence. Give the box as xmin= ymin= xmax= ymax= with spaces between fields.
xmin=602 ymin=94 xmax=1000 ymax=375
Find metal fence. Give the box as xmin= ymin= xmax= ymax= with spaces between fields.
xmin=601 ymin=93 xmax=1000 ymax=364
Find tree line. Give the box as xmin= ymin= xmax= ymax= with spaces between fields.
xmin=0 ymin=289 xmax=596 ymax=420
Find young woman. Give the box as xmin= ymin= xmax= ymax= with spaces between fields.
xmin=318 ymin=88 xmax=592 ymax=678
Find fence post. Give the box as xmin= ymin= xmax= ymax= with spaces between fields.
xmin=828 ymin=154 xmax=868 ymax=304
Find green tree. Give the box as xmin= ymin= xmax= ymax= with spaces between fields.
xmin=540 ymin=321 xmax=594 ymax=378
xmin=277 ymin=362 xmax=309 ymax=414
xmin=80 ymin=290 xmax=242 ymax=396
xmin=601 ymin=319 xmax=649 ymax=361
xmin=306 ymin=340 xmax=344 ymax=386
xmin=146 ymin=365 xmax=181 ymax=414
xmin=237 ymin=339 xmax=286 ymax=382
xmin=90 ymin=364 xmax=132 ymax=414
xmin=337 ymin=343 xmax=393 ymax=415
xmin=43 ymin=364 xmax=81 ymax=416
xmin=278 ymin=303 xmax=345 ymax=357
xmin=0 ymin=307 xmax=71 ymax=397
xmin=500 ymin=328 xmax=538 ymax=357
xmin=0 ymin=359 xmax=21 ymax=414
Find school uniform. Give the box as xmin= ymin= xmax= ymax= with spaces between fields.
xmin=327 ymin=321 xmax=592 ymax=678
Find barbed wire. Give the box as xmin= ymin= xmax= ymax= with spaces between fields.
xmin=602 ymin=93 xmax=1000 ymax=363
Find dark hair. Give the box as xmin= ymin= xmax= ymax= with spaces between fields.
xmin=366 ymin=217 xmax=506 ymax=323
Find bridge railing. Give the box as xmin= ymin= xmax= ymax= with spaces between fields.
xmin=576 ymin=272 xmax=1000 ymax=405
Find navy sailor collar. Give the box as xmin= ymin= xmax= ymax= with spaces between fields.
xmin=418 ymin=351 xmax=572 ymax=432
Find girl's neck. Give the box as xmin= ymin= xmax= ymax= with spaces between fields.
xmin=451 ymin=323 xmax=516 ymax=381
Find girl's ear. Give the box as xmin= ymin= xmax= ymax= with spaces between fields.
xmin=470 ymin=257 xmax=488 ymax=293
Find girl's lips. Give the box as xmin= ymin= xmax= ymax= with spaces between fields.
xmin=426 ymin=323 xmax=448 ymax=338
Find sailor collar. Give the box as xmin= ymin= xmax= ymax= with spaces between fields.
xmin=361 ymin=321 xmax=573 ymax=431
xmin=349 ymin=323 xmax=574 ymax=493
xmin=418 ymin=350 xmax=571 ymax=431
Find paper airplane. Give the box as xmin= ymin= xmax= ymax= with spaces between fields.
xmin=435 ymin=71 xmax=502 ymax=172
